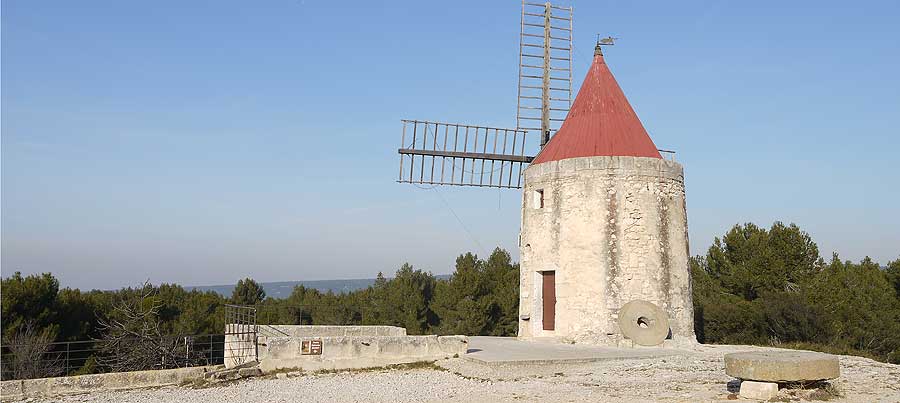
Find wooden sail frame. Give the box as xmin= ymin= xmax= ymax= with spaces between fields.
xmin=398 ymin=120 xmax=533 ymax=189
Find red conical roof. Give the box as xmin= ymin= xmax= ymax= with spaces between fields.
xmin=531 ymin=51 xmax=661 ymax=164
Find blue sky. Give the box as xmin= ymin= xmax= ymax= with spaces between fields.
xmin=3 ymin=0 xmax=898 ymax=290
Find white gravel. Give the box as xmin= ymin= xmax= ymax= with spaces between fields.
xmin=19 ymin=345 xmax=900 ymax=403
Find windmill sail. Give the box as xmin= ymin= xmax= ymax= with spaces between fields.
xmin=398 ymin=120 xmax=533 ymax=189
xmin=395 ymin=2 xmax=573 ymax=190
xmin=517 ymin=1 xmax=573 ymax=146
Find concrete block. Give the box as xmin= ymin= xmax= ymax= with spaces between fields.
xmin=739 ymin=381 xmax=779 ymax=401
xmin=575 ymin=158 xmax=590 ymax=171
xmin=214 ymin=370 xmax=239 ymax=381
xmin=357 ymin=338 xmax=380 ymax=357
xmin=438 ymin=336 xmax=468 ymax=356
xmin=237 ymin=367 xmax=261 ymax=378
xmin=589 ymin=157 xmax=607 ymax=170
xmin=1 ymin=366 xmax=214 ymax=400
xmin=265 ymin=337 xmax=296 ymax=359
xmin=254 ymin=330 xmax=468 ymax=373
xmin=725 ymin=351 xmax=839 ymax=382
xmin=257 ymin=325 xmax=405 ymax=338
xmin=547 ymin=161 xmax=559 ymax=175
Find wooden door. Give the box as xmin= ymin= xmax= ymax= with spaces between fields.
xmin=542 ymin=271 xmax=556 ymax=330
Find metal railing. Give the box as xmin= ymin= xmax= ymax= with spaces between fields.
xmin=254 ymin=304 xmax=371 ymax=327
xmin=0 ymin=334 xmax=224 ymax=381
xmin=658 ymin=149 xmax=677 ymax=162
xmin=224 ymin=304 xmax=258 ymax=366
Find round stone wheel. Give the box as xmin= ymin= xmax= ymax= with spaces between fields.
xmin=617 ymin=300 xmax=670 ymax=346
xmin=724 ymin=351 xmax=840 ymax=382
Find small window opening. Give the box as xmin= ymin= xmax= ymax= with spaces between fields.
xmin=534 ymin=189 xmax=544 ymax=209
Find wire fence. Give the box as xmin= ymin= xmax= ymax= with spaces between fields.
xmin=0 ymin=304 xmax=365 ymax=381
xmin=257 ymin=305 xmax=311 ymax=325
xmin=255 ymin=304 xmax=369 ymax=327
xmin=0 ymin=333 xmax=224 ymax=381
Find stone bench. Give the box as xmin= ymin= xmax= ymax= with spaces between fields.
xmin=725 ymin=351 xmax=840 ymax=400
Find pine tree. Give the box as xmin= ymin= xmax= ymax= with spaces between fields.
xmin=230 ymin=278 xmax=266 ymax=306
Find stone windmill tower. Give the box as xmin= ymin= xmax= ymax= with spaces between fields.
xmin=517 ymin=42 xmax=695 ymax=347
xmin=395 ymin=3 xmax=695 ymax=347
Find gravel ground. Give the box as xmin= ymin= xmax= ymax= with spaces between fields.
xmin=17 ymin=345 xmax=900 ymax=403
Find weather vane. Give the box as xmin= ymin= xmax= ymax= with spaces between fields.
xmin=595 ymin=35 xmax=619 ymax=55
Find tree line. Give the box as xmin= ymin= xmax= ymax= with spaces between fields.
xmin=1 ymin=221 xmax=898 ymax=379
xmin=248 ymin=249 xmax=520 ymax=337
xmin=0 ymin=248 xmax=520 ymax=379
xmin=692 ymin=222 xmax=900 ymax=364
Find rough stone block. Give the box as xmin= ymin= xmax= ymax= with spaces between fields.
xmin=739 ymin=381 xmax=779 ymax=401
xmin=237 ymin=367 xmax=261 ymax=378
xmin=215 ymin=369 xmax=240 ymax=380
xmin=725 ymin=351 xmax=839 ymax=382
xmin=575 ymin=158 xmax=590 ymax=171
xmin=2 ymin=367 xmax=212 ymax=400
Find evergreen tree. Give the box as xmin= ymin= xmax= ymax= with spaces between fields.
xmin=432 ymin=253 xmax=490 ymax=335
xmin=230 ymin=278 xmax=266 ymax=306
xmin=885 ymin=258 xmax=900 ymax=300
xmin=693 ymin=222 xmax=900 ymax=363
xmin=705 ymin=222 xmax=822 ymax=300
xmin=481 ymin=248 xmax=519 ymax=336
xmin=1 ymin=272 xmax=61 ymax=339
xmin=431 ymin=249 xmax=519 ymax=336
xmin=806 ymin=255 xmax=900 ymax=360
xmin=382 ymin=264 xmax=437 ymax=334
xmin=362 ymin=272 xmax=390 ymax=325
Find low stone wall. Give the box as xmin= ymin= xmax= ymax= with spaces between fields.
xmin=224 ymin=325 xmax=411 ymax=368
xmin=0 ymin=365 xmax=217 ymax=401
xmin=247 ymin=326 xmax=467 ymax=372
xmin=258 ymin=325 xmax=406 ymax=338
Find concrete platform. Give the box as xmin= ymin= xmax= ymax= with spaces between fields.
xmin=464 ymin=336 xmax=689 ymax=365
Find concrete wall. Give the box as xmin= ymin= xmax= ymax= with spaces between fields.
xmin=252 ymin=326 xmax=466 ymax=372
xmin=224 ymin=325 xmax=411 ymax=369
xmin=0 ymin=366 xmax=216 ymax=400
xmin=258 ymin=325 xmax=406 ymax=338
xmin=518 ymin=156 xmax=695 ymax=346
xmin=225 ymin=324 xmax=258 ymax=368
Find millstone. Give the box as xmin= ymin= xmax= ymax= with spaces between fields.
xmin=724 ymin=351 xmax=840 ymax=383
xmin=617 ymin=300 xmax=670 ymax=346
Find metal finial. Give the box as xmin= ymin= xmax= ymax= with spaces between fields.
xmin=595 ymin=35 xmax=619 ymax=56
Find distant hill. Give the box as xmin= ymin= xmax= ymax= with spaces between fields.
xmin=190 ymin=275 xmax=451 ymax=299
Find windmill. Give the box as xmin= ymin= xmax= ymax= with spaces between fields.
xmin=392 ymin=3 xmax=697 ymax=347
xmin=396 ymin=1 xmax=573 ymax=189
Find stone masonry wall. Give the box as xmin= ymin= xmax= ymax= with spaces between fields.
xmin=224 ymin=325 xmax=467 ymax=372
xmin=257 ymin=334 xmax=468 ymax=372
xmin=518 ymin=156 xmax=695 ymax=346
xmin=0 ymin=366 xmax=216 ymax=400
xmin=257 ymin=325 xmax=406 ymax=338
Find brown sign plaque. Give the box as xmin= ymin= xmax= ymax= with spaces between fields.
xmin=301 ymin=339 xmax=323 ymax=355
